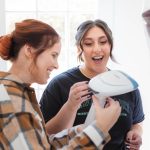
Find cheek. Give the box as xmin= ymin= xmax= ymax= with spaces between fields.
xmin=37 ymin=54 xmax=51 ymax=67
xmin=104 ymin=46 xmax=111 ymax=55
xmin=106 ymin=50 xmax=111 ymax=56
xmin=82 ymin=50 xmax=91 ymax=58
xmin=32 ymin=61 xmax=47 ymax=78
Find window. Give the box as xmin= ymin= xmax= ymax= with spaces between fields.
xmin=1 ymin=0 xmax=97 ymax=100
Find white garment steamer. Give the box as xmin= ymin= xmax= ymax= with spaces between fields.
xmin=84 ymin=70 xmax=138 ymax=126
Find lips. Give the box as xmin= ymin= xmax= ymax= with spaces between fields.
xmin=92 ymin=56 xmax=103 ymax=61
xmin=47 ymin=69 xmax=52 ymax=76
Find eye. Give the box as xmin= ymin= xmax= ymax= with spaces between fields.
xmin=85 ymin=43 xmax=92 ymax=46
xmin=52 ymin=53 xmax=58 ymax=59
xmin=83 ymin=42 xmax=93 ymax=47
xmin=99 ymin=40 xmax=108 ymax=45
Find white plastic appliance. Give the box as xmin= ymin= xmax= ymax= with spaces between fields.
xmin=84 ymin=70 xmax=138 ymax=126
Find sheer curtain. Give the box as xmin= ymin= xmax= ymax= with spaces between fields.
xmin=0 ymin=0 xmax=97 ymax=100
xmin=96 ymin=0 xmax=150 ymax=149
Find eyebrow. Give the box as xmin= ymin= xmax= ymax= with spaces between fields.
xmin=83 ymin=36 xmax=107 ymax=41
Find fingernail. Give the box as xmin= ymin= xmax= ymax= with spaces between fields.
xmin=126 ymin=145 xmax=130 ymax=149
xmin=87 ymin=95 xmax=92 ymax=99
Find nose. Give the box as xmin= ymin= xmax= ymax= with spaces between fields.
xmin=93 ymin=43 xmax=102 ymax=52
xmin=54 ymin=60 xmax=59 ymax=69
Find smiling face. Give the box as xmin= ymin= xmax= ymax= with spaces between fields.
xmin=81 ymin=26 xmax=111 ymax=76
xmin=31 ymin=41 xmax=61 ymax=84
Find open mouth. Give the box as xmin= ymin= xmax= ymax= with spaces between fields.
xmin=92 ymin=56 xmax=103 ymax=62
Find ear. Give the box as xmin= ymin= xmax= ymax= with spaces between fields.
xmin=24 ymin=44 xmax=34 ymax=58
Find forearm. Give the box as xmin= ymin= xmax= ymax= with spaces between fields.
xmin=50 ymin=123 xmax=110 ymax=149
xmin=46 ymin=102 xmax=78 ymax=135
xmin=131 ymin=123 xmax=143 ymax=136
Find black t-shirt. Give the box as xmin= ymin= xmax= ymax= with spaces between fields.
xmin=40 ymin=67 xmax=145 ymax=150
xmin=104 ymin=89 xmax=144 ymax=150
xmin=40 ymin=67 xmax=91 ymax=125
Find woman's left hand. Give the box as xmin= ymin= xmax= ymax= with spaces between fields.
xmin=125 ymin=130 xmax=142 ymax=150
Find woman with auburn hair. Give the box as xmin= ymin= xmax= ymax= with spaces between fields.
xmin=0 ymin=19 xmax=121 ymax=149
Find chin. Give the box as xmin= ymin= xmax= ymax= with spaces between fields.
xmin=37 ymin=79 xmax=47 ymax=85
xmin=42 ymin=80 xmax=47 ymax=84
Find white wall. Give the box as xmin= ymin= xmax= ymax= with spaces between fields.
xmin=96 ymin=0 xmax=150 ymax=149
xmin=0 ymin=0 xmax=7 ymax=70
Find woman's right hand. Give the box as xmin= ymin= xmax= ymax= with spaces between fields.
xmin=93 ymin=95 xmax=121 ymax=133
xmin=66 ymin=81 xmax=91 ymax=111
